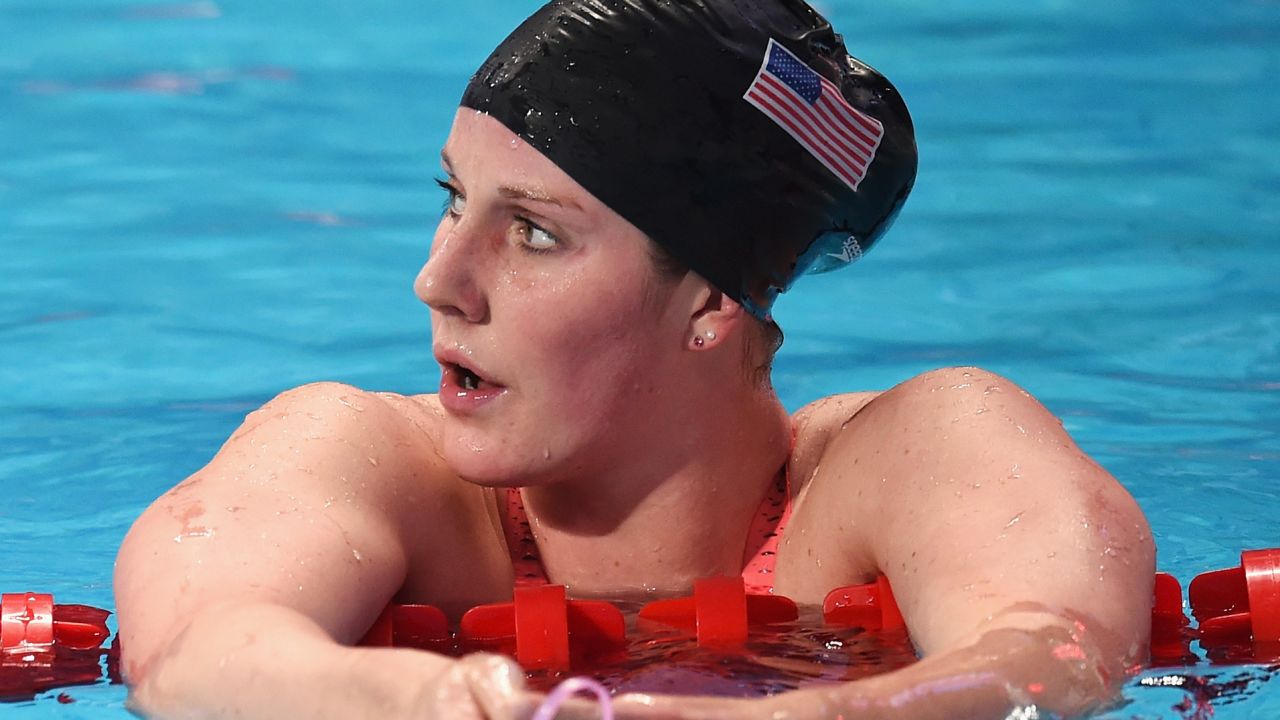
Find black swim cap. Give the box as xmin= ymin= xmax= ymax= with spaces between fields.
xmin=461 ymin=0 xmax=917 ymax=319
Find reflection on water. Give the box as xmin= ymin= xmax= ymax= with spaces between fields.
xmin=1107 ymin=665 xmax=1280 ymax=720
xmin=523 ymin=606 xmax=919 ymax=697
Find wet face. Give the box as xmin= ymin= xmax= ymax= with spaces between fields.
xmin=416 ymin=109 xmax=690 ymax=486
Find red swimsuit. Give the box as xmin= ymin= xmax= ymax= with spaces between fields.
xmin=501 ymin=469 xmax=793 ymax=594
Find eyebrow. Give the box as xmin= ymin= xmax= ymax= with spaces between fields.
xmin=439 ymin=149 xmax=581 ymax=211
xmin=498 ymin=185 xmax=578 ymax=210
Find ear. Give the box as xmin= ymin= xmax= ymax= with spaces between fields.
xmin=677 ymin=274 xmax=748 ymax=351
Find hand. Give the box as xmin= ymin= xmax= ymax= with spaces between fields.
xmin=609 ymin=692 xmax=771 ymax=720
xmin=413 ymin=653 xmax=539 ymax=720
xmin=607 ymin=684 xmax=878 ymax=720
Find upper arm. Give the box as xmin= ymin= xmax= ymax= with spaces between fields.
xmin=113 ymin=382 xmax=444 ymax=679
xmin=830 ymin=367 xmax=1154 ymax=661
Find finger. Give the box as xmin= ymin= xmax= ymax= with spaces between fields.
xmin=612 ymin=692 xmax=764 ymax=720
xmin=414 ymin=661 xmax=487 ymax=720
xmin=462 ymin=653 xmax=531 ymax=720
xmin=527 ymin=692 xmax=608 ymax=720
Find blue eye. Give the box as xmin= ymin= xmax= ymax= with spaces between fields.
xmin=435 ymin=178 xmax=465 ymax=217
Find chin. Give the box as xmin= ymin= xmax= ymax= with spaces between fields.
xmin=440 ymin=429 xmax=559 ymax=488
xmin=442 ymin=445 xmax=519 ymax=488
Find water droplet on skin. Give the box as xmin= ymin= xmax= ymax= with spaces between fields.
xmin=367 ymin=457 xmax=378 ymax=467
xmin=352 ymin=549 xmax=364 ymax=562
xmin=542 ymin=448 xmax=551 ymax=460
xmin=336 ymin=396 xmax=364 ymax=412
xmin=173 ymin=528 xmax=214 ymax=543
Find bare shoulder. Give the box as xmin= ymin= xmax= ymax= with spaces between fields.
xmin=113 ymin=382 xmax=500 ymax=679
xmin=788 ymin=391 xmax=881 ymax=490
xmin=816 ymin=365 xmax=1125 ymax=506
xmin=229 ymin=381 xmax=442 ymax=446
xmin=202 ymin=381 xmax=454 ymax=509
xmin=798 ymin=366 xmax=1153 ymax=656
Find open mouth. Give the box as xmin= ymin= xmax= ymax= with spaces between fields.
xmin=447 ymin=361 xmax=502 ymax=392
xmin=458 ymin=364 xmax=483 ymax=391
xmin=460 ymin=366 xmax=480 ymax=391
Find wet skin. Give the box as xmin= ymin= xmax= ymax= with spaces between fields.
xmin=114 ymin=110 xmax=1155 ymax=720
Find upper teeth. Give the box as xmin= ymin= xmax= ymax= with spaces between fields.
xmin=462 ymin=372 xmax=478 ymax=390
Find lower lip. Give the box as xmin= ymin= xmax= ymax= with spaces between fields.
xmin=438 ymin=370 xmax=507 ymax=414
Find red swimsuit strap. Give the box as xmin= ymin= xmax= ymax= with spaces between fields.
xmin=741 ymin=466 xmax=792 ymax=594
xmin=503 ymin=488 xmax=549 ymax=586
xmin=501 ymin=465 xmax=793 ymax=592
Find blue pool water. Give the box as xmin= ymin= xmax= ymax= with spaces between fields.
xmin=1 ymin=0 xmax=1277 ymax=716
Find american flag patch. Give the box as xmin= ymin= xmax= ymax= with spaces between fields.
xmin=744 ymin=38 xmax=883 ymax=192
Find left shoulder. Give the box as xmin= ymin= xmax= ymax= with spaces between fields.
xmin=810 ymin=364 xmax=1146 ymax=555
xmin=793 ymin=364 xmax=1141 ymax=537
xmin=786 ymin=366 xmax=1070 ymax=492
xmin=880 ymin=365 xmax=1066 ymax=436
xmin=789 ymin=391 xmax=881 ymax=491
xmin=804 ymin=367 xmax=1153 ymax=660
xmin=838 ymin=365 xmax=1099 ymax=481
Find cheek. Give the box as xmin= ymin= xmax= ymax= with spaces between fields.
xmin=498 ymin=256 xmax=584 ymax=297
xmin=553 ymin=328 xmax=661 ymax=424
xmin=514 ymin=280 xmax=660 ymax=403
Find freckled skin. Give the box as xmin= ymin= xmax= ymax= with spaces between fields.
xmin=113 ymin=111 xmax=1154 ymax=720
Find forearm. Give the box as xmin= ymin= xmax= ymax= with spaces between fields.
xmin=127 ymin=601 xmax=455 ymax=720
xmin=809 ymin=624 xmax=1124 ymax=720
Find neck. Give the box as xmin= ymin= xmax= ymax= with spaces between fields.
xmin=520 ymin=378 xmax=791 ymax=598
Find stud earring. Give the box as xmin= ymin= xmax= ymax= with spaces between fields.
xmin=693 ymin=336 xmax=705 ymax=348
xmin=705 ymin=330 xmax=716 ymax=341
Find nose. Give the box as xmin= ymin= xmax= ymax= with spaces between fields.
xmin=415 ymin=224 xmax=489 ymax=323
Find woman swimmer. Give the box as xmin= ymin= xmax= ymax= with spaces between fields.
xmin=114 ymin=1 xmax=1155 ymax=718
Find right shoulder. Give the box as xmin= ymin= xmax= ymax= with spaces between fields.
xmin=207 ymin=382 xmax=464 ymax=513
xmin=115 ymin=383 xmax=479 ymax=677
xmin=224 ymin=381 xmax=444 ymax=451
